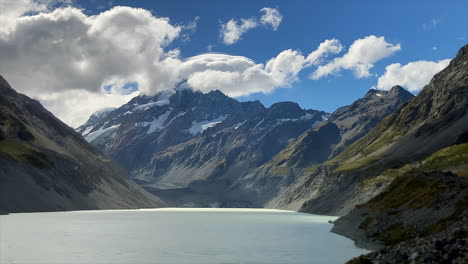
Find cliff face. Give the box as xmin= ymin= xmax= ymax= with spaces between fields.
xmin=77 ymin=77 xmax=414 ymax=207
xmin=271 ymin=45 xmax=468 ymax=217
xmin=230 ymin=85 xmax=414 ymax=208
xmin=0 ymin=76 xmax=165 ymax=213
xmin=77 ymin=83 xmax=332 ymax=206
xmin=280 ymin=45 xmax=468 ymax=263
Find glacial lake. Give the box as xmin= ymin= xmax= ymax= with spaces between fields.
xmin=0 ymin=208 xmax=368 ymax=264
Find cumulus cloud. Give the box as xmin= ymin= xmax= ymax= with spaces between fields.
xmin=0 ymin=0 xmax=71 ymax=29
xmin=375 ymin=59 xmax=451 ymax=92
xmin=220 ymin=18 xmax=257 ymax=45
xmin=220 ymin=7 xmax=283 ymax=45
xmin=259 ymin=7 xmax=282 ymax=30
xmin=180 ymin=16 xmax=200 ymax=42
xmin=0 ymin=5 xmax=182 ymax=126
xmin=0 ymin=6 xmax=181 ymax=95
xmin=311 ymin=35 xmax=401 ymax=79
xmin=304 ymin=39 xmax=343 ymax=66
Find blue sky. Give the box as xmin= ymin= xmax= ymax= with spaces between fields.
xmin=0 ymin=0 xmax=466 ymax=126
xmin=77 ymin=0 xmax=467 ymax=111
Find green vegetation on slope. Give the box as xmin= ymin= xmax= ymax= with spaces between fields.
xmin=421 ymin=142 xmax=468 ymax=174
xmin=358 ymin=169 xmax=450 ymax=211
xmin=0 ymin=138 xmax=53 ymax=169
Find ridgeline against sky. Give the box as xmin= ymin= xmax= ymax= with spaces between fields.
xmin=0 ymin=0 xmax=465 ymax=126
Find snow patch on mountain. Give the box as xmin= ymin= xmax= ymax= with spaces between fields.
xmin=82 ymin=126 xmax=94 ymax=136
xmin=234 ymin=121 xmax=246 ymax=129
xmin=85 ymin=124 xmax=120 ymax=142
xmin=91 ymin=107 xmax=116 ymax=119
xmin=277 ymin=113 xmax=315 ymax=124
xmin=188 ymin=115 xmax=227 ymax=135
xmin=312 ymin=120 xmax=322 ymax=128
xmin=143 ymin=111 xmax=171 ymax=134
xmin=164 ymin=111 xmax=186 ymax=127
xmin=133 ymin=100 xmax=169 ymax=111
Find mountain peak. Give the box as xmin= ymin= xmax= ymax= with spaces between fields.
xmin=268 ymin=101 xmax=304 ymax=119
xmin=207 ymin=89 xmax=227 ymax=98
xmin=445 ymin=43 xmax=468 ymax=74
xmin=364 ymin=86 xmax=414 ymax=101
xmin=389 ymin=85 xmax=404 ymax=92
xmin=456 ymin=43 xmax=468 ymax=59
xmin=0 ymin=75 xmax=15 ymax=94
xmin=91 ymin=107 xmax=117 ymax=118
xmin=388 ymin=85 xmax=414 ymax=98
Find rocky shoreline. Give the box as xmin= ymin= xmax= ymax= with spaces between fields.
xmin=341 ymin=217 xmax=467 ymax=264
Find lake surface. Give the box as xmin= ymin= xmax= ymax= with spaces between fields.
xmin=0 ymin=208 xmax=368 ymax=264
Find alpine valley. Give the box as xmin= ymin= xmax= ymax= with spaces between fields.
xmin=77 ymin=44 xmax=467 ymax=263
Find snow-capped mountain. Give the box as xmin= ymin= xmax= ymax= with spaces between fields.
xmin=77 ymin=88 xmax=327 ymax=206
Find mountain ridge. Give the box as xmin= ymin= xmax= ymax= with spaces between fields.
xmin=78 ymin=80 xmax=414 ymax=207
xmin=271 ymin=44 xmax=468 ymax=263
xmin=0 ymin=76 xmax=165 ymax=213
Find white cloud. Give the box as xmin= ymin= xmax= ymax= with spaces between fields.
xmin=0 ymin=5 xmax=182 ymax=126
xmin=35 ymin=89 xmax=140 ymax=128
xmin=311 ymin=35 xmax=401 ymax=79
xmin=0 ymin=0 xmax=71 ymax=30
xmin=304 ymin=39 xmax=343 ymax=66
xmin=220 ymin=18 xmax=257 ymax=45
xmin=0 ymin=6 xmax=181 ymax=95
xmin=375 ymin=59 xmax=451 ymax=92
xmin=180 ymin=16 xmax=200 ymax=43
xmin=180 ymin=52 xmax=293 ymax=97
xmin=259 ymin=7 xmax=282 ymax=30
xmin=180 ymin=39 xmax=341 ymax=97
xmin=219 ymin=7 xmax=283 ymax=45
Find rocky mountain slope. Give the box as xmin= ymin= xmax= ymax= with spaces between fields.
xmin=0 ymin=76 xmax=165 ymax=213
xmin=78 ymin=81 xmax=413 ymax=207
xmin=227 ymin=85 xmax=413 ymax=207
xmin=271 ymin=44 xmax=467 ymax=216
xmin=77 ymin=87 xmax=270 ymax=175
xmin=77 ymin=84 xmax=328 ymax=206
xmin=335 ymin=143 xmax=468 ymax=264
xmin=275 ymin=44 xmax=468 ymax=263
